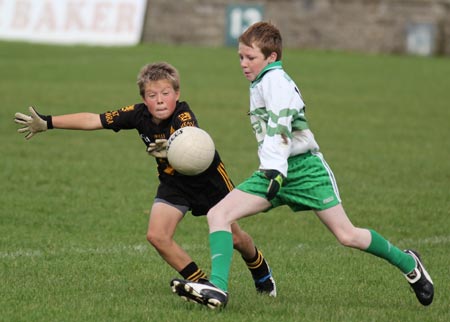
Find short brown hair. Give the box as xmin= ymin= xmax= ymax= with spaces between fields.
xmin=238 ymin=21 xmax=282 ymax=61
xmin=137 ymin=62 xmax=180 ymax=97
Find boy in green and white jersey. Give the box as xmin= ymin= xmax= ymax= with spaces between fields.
xmin=171 ymin=22 xmax=434 ymax=310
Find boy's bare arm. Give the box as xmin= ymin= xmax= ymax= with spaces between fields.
xmin=52 ymin=113 xmax=102 ymax=130
xmin=15 ymin=106 xmax=103 ymax=140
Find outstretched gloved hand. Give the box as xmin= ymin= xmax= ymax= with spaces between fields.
xmin=14 ymin=106 xmax=53 ymax=140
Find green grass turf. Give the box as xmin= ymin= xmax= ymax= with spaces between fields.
xmin=1 ymin=41 xmax=449 ymax=321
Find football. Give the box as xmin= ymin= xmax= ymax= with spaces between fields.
xmin=167 ymin=126 xmax=215 ymax=175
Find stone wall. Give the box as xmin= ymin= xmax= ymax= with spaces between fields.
xmin=142 ymin=0 xmax=450 ymax=55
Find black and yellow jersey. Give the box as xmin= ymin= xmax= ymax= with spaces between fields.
xmin=99 ymin=101 xmax=234 ymax=215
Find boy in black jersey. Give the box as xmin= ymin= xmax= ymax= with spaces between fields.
xmin=14 ymin=62 xmax=276 ymax=296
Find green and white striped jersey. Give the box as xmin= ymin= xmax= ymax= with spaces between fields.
xmin=249 ymin=61 xmax=319 ymax=176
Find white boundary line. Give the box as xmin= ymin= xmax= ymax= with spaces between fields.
xmin=0 ymin=243 xmax=150 ymax=259
xmin=2 ymin=235 xmax=449 ymax=259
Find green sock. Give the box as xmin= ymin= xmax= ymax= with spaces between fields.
xmin=209 ymin=231 xmax=233 ymax=292
xmin=365 ymin=229 xmax=416 ymax=274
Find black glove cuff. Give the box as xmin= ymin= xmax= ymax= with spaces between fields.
xmin=263 ymin=169 xmax=284 ymax=180
xmin=46 ymin=115 xmax=54 ymax=129
xmin=36 ymin=110 xmax=53 ymax=129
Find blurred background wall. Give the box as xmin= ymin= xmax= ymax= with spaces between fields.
xmin=142 ymin=0 xmax=450 ymax=56
xmin=1 ymin=0 xmax=448 ymax=56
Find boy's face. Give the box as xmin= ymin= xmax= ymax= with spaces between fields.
xmin=142 ymin=79 xmax=180 ymax=124
xmin=238 ymin=42 xmax=276 ymax=82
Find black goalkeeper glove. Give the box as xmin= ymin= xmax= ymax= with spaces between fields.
xmin=263 ymin=170 xmax=285 ymax=201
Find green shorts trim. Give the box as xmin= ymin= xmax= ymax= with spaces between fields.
xmin=237 ymin=152 xmax=341 ymax=211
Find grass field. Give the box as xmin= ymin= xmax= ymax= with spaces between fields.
xmin=1 ymin=41 xmax=449 ymax=322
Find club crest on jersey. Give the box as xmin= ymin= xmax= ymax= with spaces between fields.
xmin=178 ymin=112 xmax=192 ymax=122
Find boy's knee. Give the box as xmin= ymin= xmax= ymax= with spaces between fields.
xmin=335 ymin=230 xmax=359 ymax=248
xmin=146 ymin=231 xmax=155 ymax=245
xmin=207 ymin=208 xmax=228 ymax=227
xmin=146 ymin=231 xmax=168 ymax=249
xmin=337 ymin=235 xmax=353 ymax=247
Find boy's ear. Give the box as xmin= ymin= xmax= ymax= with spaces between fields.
xmin=268 ymin=52 xmax=277 ymax=63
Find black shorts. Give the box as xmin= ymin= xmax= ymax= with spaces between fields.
xmin=155 ymin=164 xmax=234 ymax=216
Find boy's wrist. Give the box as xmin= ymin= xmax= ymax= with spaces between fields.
xmin=36 ymin=112 xmax=53 ymax=129
xmin=262 ymin=170 xmax=285 ymax=200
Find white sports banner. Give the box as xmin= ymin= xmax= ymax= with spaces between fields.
xmin=0 ymin=0 xmax=148 ymax=46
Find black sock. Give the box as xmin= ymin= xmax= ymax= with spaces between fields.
xmin=179 ymin=261 xmax=208 ymax=282
xmin=243 ymin=247 xmax=271 ymax=281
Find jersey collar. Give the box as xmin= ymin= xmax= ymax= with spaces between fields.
xmin=251 ymin=61 xmax=283 ymax=86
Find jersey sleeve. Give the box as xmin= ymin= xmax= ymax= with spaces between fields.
xmin=99 ymin=104 xmax=139 ymax=132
